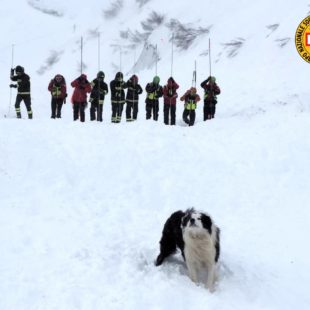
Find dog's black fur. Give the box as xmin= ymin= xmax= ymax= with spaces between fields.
xmin=155 ymin=208 xmax=220 ymax=266
xmin=155 ymin=210 xmax=185 ymax=266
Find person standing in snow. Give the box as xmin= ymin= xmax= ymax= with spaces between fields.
xmin=145 ymin=76 xmax=163 ymax=121
xmin=89 ymin=71 xmax=108 ymax=122
xmin=71 ymin=74 xmax=91 ymax=122
xmin=10 ymin=65 xmax=33 ymax=119
xmin=125 ymin=74 xmax=143 ymax=121
xmin=48 ymin=74 xmax=67 ymax=119
xmin=162 ymin=77 xmax=179 ymax=125
xmin=200 ymin=76 xmax=221 ymax=120
xmin=110 ymin=72 xmax=127 ymax=123
xmin=180 ymin=87 xmax=201 ymax=126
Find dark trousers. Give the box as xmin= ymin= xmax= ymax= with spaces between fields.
xmin=15 ymin=94 xmax=32 ymax=119
xmin=146 ymin=101 xmax=159 ymax=121
xmin=111 ymin=102 xmax=124 ymax=123
xmin=73 ymin=102 xmax=86 ymax=122
xmin=126 ymin=101 xmax=138 ymax=121
xmin=183 ymin=109 xmax=196 ymax=126
xmin=203 ymin=101 xmax=216 ymax=120
xmin=163 ymin=104 xmax=176 ymax=125
xmin=90 ymin=100 xmax=103 ymax=122
xmin=51 ymin=98 xmax=64 ymax=118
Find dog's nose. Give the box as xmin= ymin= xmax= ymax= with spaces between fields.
xmin=190 ymin=218 xmax=195 ymax=224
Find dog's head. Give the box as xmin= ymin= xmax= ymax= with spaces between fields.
xmin=181 ymin=208 xmax=213 ymax=235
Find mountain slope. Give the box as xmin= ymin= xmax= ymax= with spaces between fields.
xmin=1 ymin=0 xmax=309 ymax=118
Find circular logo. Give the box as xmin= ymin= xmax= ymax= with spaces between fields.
xmin=295 ymin=16 xmax=310 ymax=63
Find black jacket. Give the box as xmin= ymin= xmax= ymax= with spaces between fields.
xmin=90 ymin=78 xmax=108 ymax=101
xmin=11 ymin=73 xmax=31 ymax=94
xmin=125 ymin=80 xmax=143 ymax=103
xmin=110 ymin=79 xmax=127 ymax=103
xmin=145 ymin=82 xmax=163 ymax=104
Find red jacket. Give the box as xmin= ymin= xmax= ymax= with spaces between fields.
xmin=48 ymin=76 xmax=67 ymax=99
xmin=71 ymin=75 xmax=91 ymax=103
xmin=163 ymin=78 xmax=179 ymax=105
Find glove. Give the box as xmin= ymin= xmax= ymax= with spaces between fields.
xmin=9 ymin=84 xmax=17 ymax=88
xmin=10 ymin=68 xmax=14 ymax=76
xmin=63 ymin=98 xmax=66 ymax=104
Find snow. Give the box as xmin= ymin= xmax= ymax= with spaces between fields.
xmin=1 ymin=0 xmax=310 ymax=309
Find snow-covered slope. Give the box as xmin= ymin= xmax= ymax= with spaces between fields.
xmin=1 ymin=1 xmax=310 ymax=309
xmin=0 ymin=0 xmax=309 ymax=117
xmin=1 ymin=110 xmax=310 ymax=310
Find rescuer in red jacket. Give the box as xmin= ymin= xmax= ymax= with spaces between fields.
xmin=71 ymin=74 xmax=91 ymax=122
xmin=162 ymin=77 xmax=179 ymax=125
xmin=48 ymin=74 xmax=67 ymax=119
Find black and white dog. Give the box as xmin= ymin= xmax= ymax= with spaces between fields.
xmin=155 ymin=208 xmax=220 ymax=291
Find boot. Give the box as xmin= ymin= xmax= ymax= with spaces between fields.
xmin=16 ymin=108 xmax=21 ymax=119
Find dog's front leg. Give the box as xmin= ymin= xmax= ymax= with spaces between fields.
xmin=186 ymin=261 xmax=198 ymax=284
xmin=206 ymin=264 xmax=216 ymax=292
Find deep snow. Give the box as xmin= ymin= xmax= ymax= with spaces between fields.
xmin=1 ymin=111 xmax=310 ymax=310
xmin=1 ymin=1 xmax=310 ymax=309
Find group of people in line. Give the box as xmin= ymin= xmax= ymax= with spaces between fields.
xmin=9 ymin=66 xmax=221 ymax=126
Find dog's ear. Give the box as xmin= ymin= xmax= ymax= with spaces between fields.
xmin=201 ymin=214 xmax=212 ymax=234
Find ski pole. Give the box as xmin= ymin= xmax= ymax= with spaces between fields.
xmin=195 ymin=60 xmax=197 ymax=88
xmin=80 ymin=36 xmax=83 ymax=74
xmin=132 ymin=51 xmax=136 ymax=120
xmin=98 ymin=33 xmax=101 ymax=72
xmin=6 ymin=44 xmax=15 ymax=118
xmin=133 ymin=47 xmax=137 ymax=75
xmin=155 ymin=44 xmax=158 ymax=76
xmin=94 ymin=32 xmax=103 ymax=121
xmin=209 ymin=38 xmax=212 ymax=77
xmin=119 ymin=47 xmax=122 ymax=72
xmin=171 ymin=33 xmax=174 ymax=77
xmin=208 ymin=38 xmax=214 ymax=104
xmin=118 ymin=65 xmax=122 ymax=123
